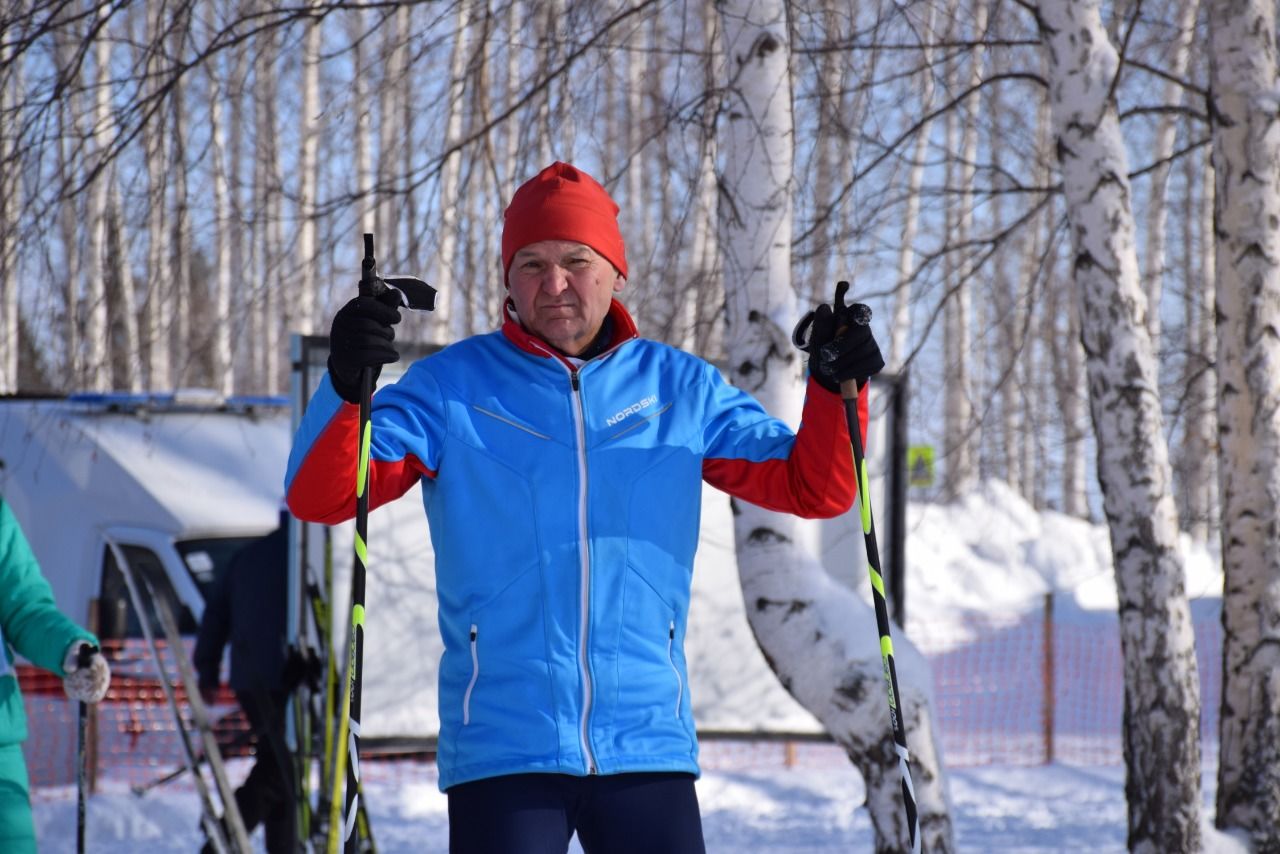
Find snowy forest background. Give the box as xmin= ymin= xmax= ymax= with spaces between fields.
xmin=3 ymin=0 xmax=1279 ymax=851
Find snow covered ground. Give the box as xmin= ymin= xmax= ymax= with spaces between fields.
xmin=33 ymin=481 xmax=1244 ymax=852
xmin=33 ymin=751 xmax=1243 ymax=852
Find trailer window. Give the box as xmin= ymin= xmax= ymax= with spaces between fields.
xmin=176 ymin=537 xmax=259 ymax=601
xmin=98 ymin=545 xmax=198 ymax=639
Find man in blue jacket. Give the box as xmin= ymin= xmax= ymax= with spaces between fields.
xmin=286 ymin=162 xmax=883 ymax=854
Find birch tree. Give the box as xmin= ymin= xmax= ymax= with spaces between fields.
xmin=889 ymin=1 xmax=938 ymax=372
xmin=1139 ymin=0 xmax=1199 ymax=348
xmin=83 ymin=0 xmax=113 ymax=391
xmin=0 ymin=27 xmax=17 ymax=394
xmin=142 ymin=0 xmax=171 ymax=391
xmin=716 ymin=2 xmax=953 ymax=850
xmin=97 ymin=4 xmax=140 ymax=391
xmin=55 ymin=38 xmax=84 ymax=388
xmin=253 ymin=4 xmax=284 ymax=393
xmin=170 ymin=6 xmax=194 ymax=387
xmin=434 ymin=0 xmax=473 ymax=345
xmin=942 ymin=0 xmax=985 ymax=501
xmin=1181 ymin=147 xmax=1216 ymax=544
xmin=1208 ymin=0 xmax=1280 ymax=844
xmin=1037 ymin=1 xmax=1202 ymax=849
xmin=295 ymin=1 xmax=322 ymax=336
xmin=208 ymin=48 xmax=233 ymax=396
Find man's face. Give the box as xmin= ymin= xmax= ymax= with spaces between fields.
xmin=508 ymin=240 xmax=625 ymax=356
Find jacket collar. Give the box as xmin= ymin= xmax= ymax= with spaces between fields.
xmin=501 ymin=298 xmax=639 ymax=367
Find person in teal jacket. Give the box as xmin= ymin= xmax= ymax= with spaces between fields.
xmin=0 ymin=498 xmax=111 ymax=853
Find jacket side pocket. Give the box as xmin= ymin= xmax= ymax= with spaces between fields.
xmin=667 ymin=619 xmax=684 ymax=718
xmin=463 ymin=624 xmax=479 ymax=725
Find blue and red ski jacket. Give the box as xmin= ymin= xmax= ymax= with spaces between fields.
xmin=285 ymin=300 xmax=864 ymax=790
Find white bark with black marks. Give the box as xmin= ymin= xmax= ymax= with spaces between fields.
xmin=1208 ymin=0 xmax=1280 ymax=845
xmin=717 ymin=2 xmax=953 ymax=850
xmin=1038 ymin=2 xmax=1202 ymax=851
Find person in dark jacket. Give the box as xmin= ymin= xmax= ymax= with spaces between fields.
xmin=192 ymin=512 xmax=295 ymax=854
xmin=286 ymin=162 xmax=885 ymax=854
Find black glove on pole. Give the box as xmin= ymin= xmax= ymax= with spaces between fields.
xmin=327 ymin=291 xmax=402 ymax=404
xmin=792 ymin=280 xmax=885 ymax=393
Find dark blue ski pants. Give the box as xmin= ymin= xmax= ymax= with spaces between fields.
xmin=446 ymin=771 xmax=706 ymax=854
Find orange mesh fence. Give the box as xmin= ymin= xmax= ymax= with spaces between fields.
xmin=22 ymin=612 xmax=1222 ymax=791
xmin=20 ymin=637 xmax=251 ymax=791
xmin=909 ymin=607 xmax=1221 ymax=767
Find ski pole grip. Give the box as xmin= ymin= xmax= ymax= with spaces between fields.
xmin=360 ymin=233 xmax=385 ymax=297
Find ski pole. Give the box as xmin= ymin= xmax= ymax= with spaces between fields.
xmin=330 ymin=233 xmax=434 ymax=854
xmin=131 ymin=724 xmax=256 ymax=797
xmin=830 ymin=282 xmax=920 ymax=854
xmin=76 ymin=643 xmax=97 ymax=854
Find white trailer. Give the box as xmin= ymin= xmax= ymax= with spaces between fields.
xmin=0 ymin=391 xmax=290 ymax=639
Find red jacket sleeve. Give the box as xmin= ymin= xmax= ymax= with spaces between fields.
xmin=701 ymin=376 xmax=865 ymax=519
xmin=285 ymin=383 xmax=432 ymax=525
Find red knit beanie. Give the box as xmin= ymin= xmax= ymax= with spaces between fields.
xmin=501 ymin=162 xmax=628 ymax=282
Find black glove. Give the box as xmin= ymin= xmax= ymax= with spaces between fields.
xmin=796 ymin=283 xmax=885 ymax=394
xmin=328 ymin=290 xmax=403 ymax=403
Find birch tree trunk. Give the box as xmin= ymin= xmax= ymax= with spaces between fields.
xmin=1208 ymin=0 xmax=1280 ymax=844
xmin=84 ymin=0 xmax=112 ymax=391
xmin=171 ymin=7 xmax=193 ymax=386
xmin=986 ymin=76 xmax=1018 ymax=491
xmin=465 ymin=12 xmax=496 ymax=334
xmin=1009 ymin=98 xmax=1053 ymax=506
xmin=254 ymin=6 xmax=283 ymax=393
xmin=806 ymin=0 xmax=844 ymax=305
xmin=56 ymin=63 xmax=83 ymax=387
xmin=0 ymin=31 xmax=18 ymax=393
xmin=889 ymin=2 xmax=937 ymax=371
xmin=227 ymin=28 xmax=248 ymax=391
xmin=494 ymin=0 xmax=521 ymax=324
xmin=96 ymin=5 xmax=139 ymax=391
xmin=1140 ymin=0 xmax=1198 ymax=349
xmin=941 ymin=2 xmax=978 ymax=501
xmin=1037 ymin=2 xmax=1202 ymax=850
xmin=105 ymin=186 xmax=140 ymax=391
xmin=209 ymin=54 xmax=233 ymax=396
xmin=399 ymin=9 xmax=419 ymax=272
xmin=626 ymin=11 xmax=650 ymax=317
xmin=949 ymin=0 xmax=985 ymax=495
xmin=375 ymin=6 xmax=406 ymax=251
xmin=1046 ymin=258 xmax=1089 ymax=517
xmin=295 ymin=2 xmax=322 ymax=335
xmin=717 ymin=3 xmax=952 ymax=850
xmin=684 ymin=1 xmax=722 ymax=358
xmin=143 ymin=0 xmax=171 ymax=391
xmin=1182 ymin=147 xmax=1216 ymax=544
xmin=435 ymin=0 xmax=473 ymax=345
xmin=349 ymin=9 xmax=374 ymax=236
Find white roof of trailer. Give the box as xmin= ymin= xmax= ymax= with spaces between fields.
xmin=0 ymin=395 xmax=291 ymax=619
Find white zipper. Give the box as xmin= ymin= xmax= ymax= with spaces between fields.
xmin=528 ymin=340 xmax=599 ymax=774
xmin=668 ymin=620 xmax=684 ymax=718
xmin=568 ymin=368 xmax=598 ymax=774
xmin=463 ymin=624 xmax=479 ymax=725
